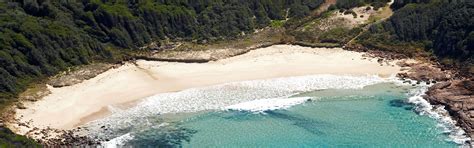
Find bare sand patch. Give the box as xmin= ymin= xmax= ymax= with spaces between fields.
xmin=10 ymin=45 xmax=404 ymax=134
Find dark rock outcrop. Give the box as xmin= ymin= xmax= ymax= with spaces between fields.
xmin=396 ymin=61 xmax=452 ymax=82
xmin=395 ymin=59 xmax=474 ymax=141
xmin=21 ymin=125 xmax=100 ymax=146
xmin=424 ymin=80 xmax=474 ymax=138
xmin=344 ymin=44 xmax=409 ymax=60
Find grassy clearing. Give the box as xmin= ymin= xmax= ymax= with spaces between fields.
xmin=367 ymin=4 xmax=393 ymax=23
xmin=270 ymin=20 xmax=286 ymax=28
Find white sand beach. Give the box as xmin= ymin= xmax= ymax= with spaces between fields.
xmin=11 ymin=45 xmax=405 ymax=134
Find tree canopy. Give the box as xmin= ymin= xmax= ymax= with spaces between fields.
xmin=0 ymin=0 xmax=324 ymax=104
xmin=358 ymin=0 xmax=473 ymax=71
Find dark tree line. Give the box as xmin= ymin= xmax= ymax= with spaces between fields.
xmin=333 ymin=0 xmax=391 ymax=10
xmin=358 ymin=0 xmax=473 ymax=71
xmin=0 ymin=0 xmax=324 ymax=103
xmin=390 ymin=0 xmax=431 ymax=10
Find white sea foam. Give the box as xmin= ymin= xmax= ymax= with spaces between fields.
xmin=392 ymin=79 xmax=471 ymax=145
xmin=85 ymin=74 xmax=471 ymax=146
xmin=84 ymin=74 xmax=385 ymax=132
xmin=408 ymin=88 xmax=470 ymax=145
xmin=101 ymin=133 xmax=134 ymax=148
xmin=225 ymin=97 xmax=314 ymax=112
xmin=107 ymin=105 xmax=124 ymax=114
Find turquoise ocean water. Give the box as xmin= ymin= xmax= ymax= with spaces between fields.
xmin=92 ymin=76 xmax=467 ymax=147
xmin=109 ymin=83 xmax=459 ymax=147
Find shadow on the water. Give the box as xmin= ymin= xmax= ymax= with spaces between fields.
xmin=218 ymin=110 xmax=328 ymax=135
xmin=264 ymin=110 xmax=327 ymax=135
xmin=389 ymin=99 xmax=414 ymax=111
xmin=124 ymin=124 xmax=197 ymax=147
xmin=90 ymin=116 xmax=197 ymax=147
xmin=219 ymin=111 xmax=261 ymax=121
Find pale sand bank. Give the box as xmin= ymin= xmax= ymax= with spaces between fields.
xmin=11 ymin=45 xmax=405 ymax=134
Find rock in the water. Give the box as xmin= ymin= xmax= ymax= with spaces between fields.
xmin=425 ymin=79 xmax=474 ymax=140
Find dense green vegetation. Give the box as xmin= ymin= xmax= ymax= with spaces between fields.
xmin=357 ymin=0 xmax=474 ymax=73
xmin=390 ymin=0 xmax=430 ymax=10
xmin=0 ymin=126 xmax=40 ymax=147
xmin=0 ymin=1 xmax=322 ymax=145
xmin=318 ymin=27 xmax=363 ymax=43
xmin=285 ymin=0 xmax=392 ymax=46
xmin=1 ymin=0 xmax=473 ymax=145
xmin=0 ymin=0 xmax=325 ymax=107
xmin=333 ymin=0 xmax=391 ymax=10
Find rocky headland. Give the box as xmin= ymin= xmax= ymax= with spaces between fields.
xmin=397 ymin=59 xmax=474 ymax=142
xmin=425 ymin=80 xmax=474 ymax=138
xmin=347 ymin=44 xmax=474 ymax=142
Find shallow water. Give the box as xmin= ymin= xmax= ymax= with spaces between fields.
xmin=108 ymin=83 xmax=460 ymax=147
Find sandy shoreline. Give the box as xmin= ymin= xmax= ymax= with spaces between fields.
xmin=9 ymin=45 xmax=405 ymax=135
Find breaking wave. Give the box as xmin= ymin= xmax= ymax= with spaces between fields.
xmin=224 ymin=97 xmax=314 ymax=112
xmin=86 ymin=74 xmax=470 ymax=146
xmin=83 ymin=74 xmax=386 ymax=143
xmin=394 ymin=80 xmax=471 ymax=145
xmin=88 ymin=74 xmax=384 ymax=125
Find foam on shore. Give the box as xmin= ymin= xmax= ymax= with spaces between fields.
xmin=88 ymin=75 xmax=470 ymax=146
xmin=224 ymin=97 xmax=314 ymax=112
xmin=392 ymin=79 xmax=471 ymax=145
xmin=13 ymin=44 xmax=406 ymax=133
xmin=90 ymin=74 xmax=384 ymax=121
xmin=82 ymin=74 xmax=386 ymax=139
xmin=408 ymin=87 xmax=470 ymax=145
xmin=101 ymin=133 xmax=134 ymax=148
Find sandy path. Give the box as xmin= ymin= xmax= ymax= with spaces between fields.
xmin=11 ymin=45 xmax=403 ymax=134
